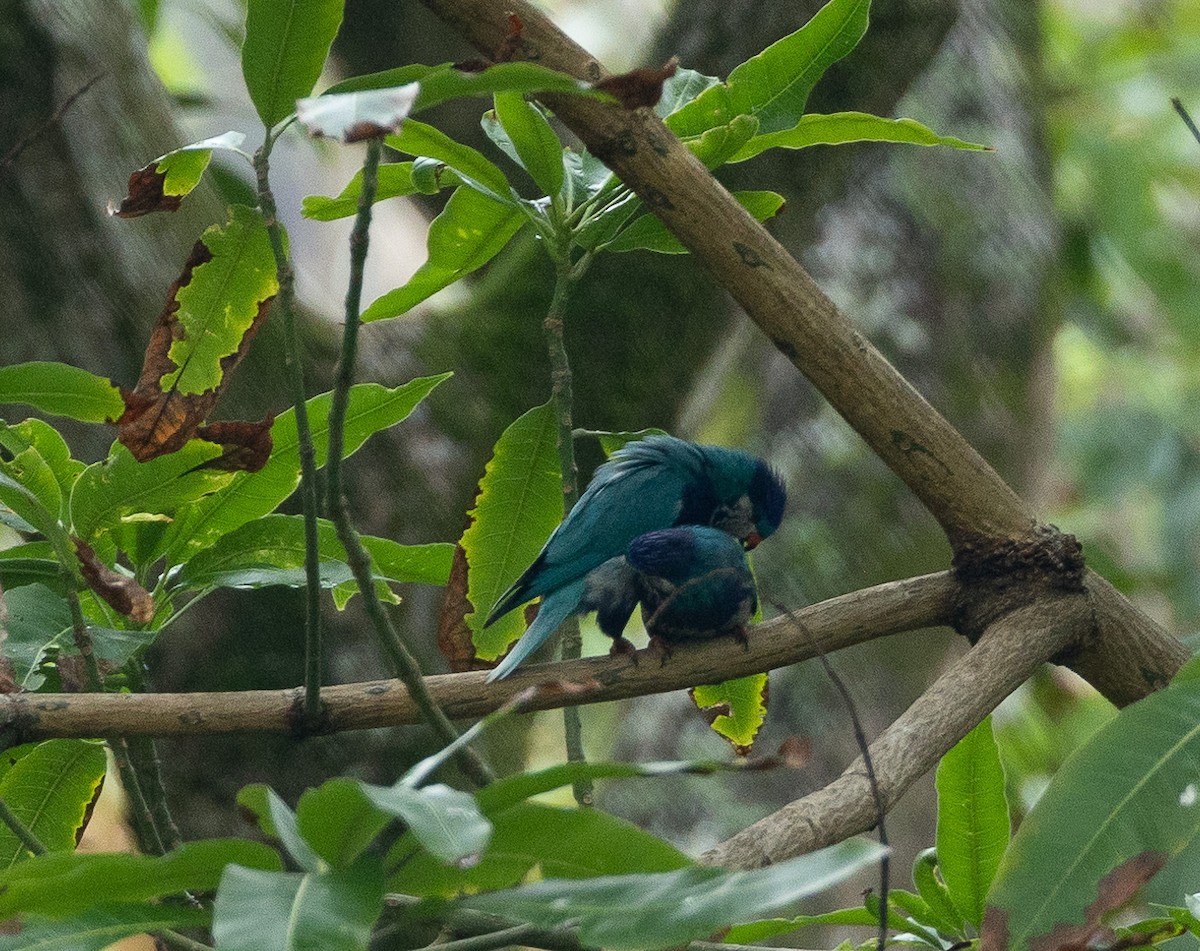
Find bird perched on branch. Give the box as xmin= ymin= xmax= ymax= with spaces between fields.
xmin=622 ymin=525 xmax=758 ymax=656
xmin=484 ymin=435 xmax=785 ymax=681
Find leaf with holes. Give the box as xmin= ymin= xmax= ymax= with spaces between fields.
xmin=113 ymin=131 xmax=246 ymax=217
xmin=691 ymin=673 xmax=769 ymax=754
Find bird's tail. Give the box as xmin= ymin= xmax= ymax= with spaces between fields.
xmin=485 ymin=580 xmax=585 ymax=682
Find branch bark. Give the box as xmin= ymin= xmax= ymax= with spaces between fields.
xmin=702 ymin=592 xmax=1093 ymax=869
xmin=0 ymin=574 xmax=954 ymax=740
xmin=415 ymin=0 xmax=1186 ymax=705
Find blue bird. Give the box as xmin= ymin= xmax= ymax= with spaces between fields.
xmin=624 ymin=525 xmax=757 ymax=654
xmin=484 ymin=435 xmax=785 ymax=681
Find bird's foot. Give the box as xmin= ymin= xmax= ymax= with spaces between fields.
xmin=647 ymin=635 xmax=674 ymax=667
xmin=732 ymin=625 xmax=751 ymax=652
xmin=608 ymin=636 xmax=638 ymax=664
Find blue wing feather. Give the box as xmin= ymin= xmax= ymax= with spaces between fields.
xmin=486 ymin=437 xmax=706 ymax=625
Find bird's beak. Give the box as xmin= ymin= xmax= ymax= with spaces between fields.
xmin=745 ymin=531 xmax=763 ymax=550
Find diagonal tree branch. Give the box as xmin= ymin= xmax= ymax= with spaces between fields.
xmin=415 ymin=0 xmax=1186 ymax=706
xmin=0 ymin=573 xmax=955 ymax=740
xmin=702 ymin=591 xmax=1094 ymax=869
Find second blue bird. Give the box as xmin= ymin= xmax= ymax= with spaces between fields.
xmin=484 ymin=435 xmax=785 ymax=681
xmin=624 ymin=525 xmax=757 ymax=654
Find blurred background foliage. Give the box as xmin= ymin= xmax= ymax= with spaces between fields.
xmin=2 ymin=0 xmax=1198 ymax=918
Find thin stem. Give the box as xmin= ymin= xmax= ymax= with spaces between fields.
xmin=1173 ymin=97 xmax=1200 ymax=146
xmin=0 ymin=796 xmax=46 ymax=855
xmin=326 ymin=137 xmax=494 ymax=788
xmin=544 ymin=256 xmax=591 ymax=806
xmin=421 ymin=924 xmax=542 ymax=951
xmin=110 ymin=736 xmax=166 ymax=856
xmin=63 ymin=570 xmax=103 ymax=692
xmin=253 ymin=139 xmax=325 ymax=728
xmin=127 ymin=736 xmax=183 ymax=852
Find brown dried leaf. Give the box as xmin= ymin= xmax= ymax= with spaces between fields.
xmin=595 ymin=58 xmax=679 ymax=110
xmin=195 ymin=417 xmax=274 ymax=472
xmin=437 ymin=543 xmax=492 ymax=673
xmin=74 ymin=537 xmax=154 ymax=624
xmin=113 ymin=165 xmax=182 ymax=218
xmin=118 ymin=206 xmax=276 ymax=462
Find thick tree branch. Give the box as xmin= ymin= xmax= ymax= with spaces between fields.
xmin=0 ymin=574 xmax=954 ymax=740
xmin=415 ymin=0 xmax=1186 ymax=703
xmin=702 ymin=592 xmax=1093 ymax=869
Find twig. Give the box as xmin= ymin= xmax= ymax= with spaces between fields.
xmin=252 ymin=142 xmax=326 ymax=730
xmin=326 ymin=136 xmax=494 ymax=788
xmin=1172 ymin=98 xmax=1200 ymax=146
xmin=422 ymin=924 xmax=543 ymax=951
xmin=544 ymin=259 xmax=591 ymax=806
xmin=127 ymin=736 xmax=183 ymax=852
xmin=0 ymin=573 xmax=957 ymax=739
xmin=0 ymin=795 xmax=46 ymax=856
xmin=702 ymin=592 xmax=1092 ymax=869
xmin=63 ymin=570 xmax=103 ymax=692
xmin=109 ymin=736 xmax=166 ymax=856
xmin=0 ymin=72 xmax=104 ymax=170
xmin=774 ymin=601 xmax=888 ymax=951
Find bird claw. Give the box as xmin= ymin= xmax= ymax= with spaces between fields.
xmin=647 ymin=635 xmax=674 ymax=667
xmin=608 ymin=636 xmax=639 ymax=664
xmin=733 ymin=625 xmax=751 ymax=652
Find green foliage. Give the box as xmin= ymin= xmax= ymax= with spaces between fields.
xmin=728 ymin=112 xmax=989 ymax=162
xmin=296 ymin=85 xmax=418 ymax=141
xmin=691 ymin=673 xmax=769 ymax=752
xmin=0 ymin=906 xmax=210 ymax=951
xmin=241 ymin=0 xmax=344 ymax=128
xmin=935 ymin=716 xmax=1010 ymax=927
xmin=604 ymin=191 xmax=785 ymax=254
xmin=461 ymin=402 xmax=564 ymax=659
xmin=0 ymin=741 xmax=106 ymax=867
xmin=0 ymin=363 xmax=124 ymax=424
xmin=492 ymin=91 xmax=565 ymax=197
xmin=461 ymin=838 xmax=886 ymax=950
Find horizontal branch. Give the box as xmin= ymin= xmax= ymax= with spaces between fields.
xmin=702 ymin=591 xmax=1094 ymax=869
xmin=0 ymin=574 xmax=955 ymax=740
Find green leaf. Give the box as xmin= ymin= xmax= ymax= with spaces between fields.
xmin=161 ymin=204 xmax=277 ymax=396
xmin=724 ymin=906 xmax=878 ymax=944
xmin=213 ymin=858 xmax=383 ymax=951
xmin=69 ymin=440 xmax=234 ymax=545
xmin=2 ymin=584 xmax=69 ymax=688
xmin=935 ymin=716 xmax=1009 ymax=928
xmin=241 ymin=0 xmax=344 ymax=128
xmin=604 ymin=191 xmax=785 ymax=253
xmin=691 ymin=673 xmax=769 ymax=752
xmin=157 ymin=376 xmax=450 ymax=564
xmin=0 ymin=740 xmax=105 ymax=867
xmin=730 ymin=111 xmax=990 ymax=163
xmin=236 ymin=785 xmax=322 ymax=872
xmin=360 ymin=782 xmax=490 ymax=865
xmin=983 ymin=674 xmax=1200 ymax=951
xmin=667 ymin=0 xmax=871 ymax=138
xmin=492 ymin=91 xmax=564 ymax=197
xmin=172 ymin=513 xmax=451 ymax=606
xmin=391 ymin=801 xmax=689 ymax=897
xmin=462 ymin=838 xmax=886 ymax=950
xmin=0 ymin=421 xmax=85 ymax=523
xmin=911 ymin=848 xmax=968 ymax=937
xmin=114 ymin=132 xmax=247 ymax=216
xmin=0 ymin=362 xmax=124 ymax=424
xmin=655 ymin=67 xmax=721 ymax=118
xmin=361 ymin=186 xmax=525 ymax=322
xmin=387 ymin=119 xmax=514 ymax=203
xmin=296 ymin=779 xmax=390 ymax=870
xmin=0 ymin=905 xmax=210 ymax=951
xmin=0 ymin=441 xmax=63 ymax=536
xmin=296 ymin=84 xmax=419 ymax=141
xmin=686 ymin=114 xmax=760 ymax=169
xmin=303 ymin=162 xmax=466 ymax=221
xmin=0 ymin=839 xmax=282 ymax=919
xmin=461 ymin=403 xmax=563 ymax=660
xmin=328 ymin=61 xmax=597 ymax=113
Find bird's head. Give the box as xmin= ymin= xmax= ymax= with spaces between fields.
xmin=709 ymin=459 xmax=786 ymax=548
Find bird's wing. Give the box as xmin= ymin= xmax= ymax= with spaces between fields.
xmin=487 ymin=438 xmax=704 ymax=624
xmin=485 ymin=579 xmax=586 ymax=681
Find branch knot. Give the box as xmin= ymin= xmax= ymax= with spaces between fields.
xmin=952 ymin=525 xmax=1085 ymax=644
